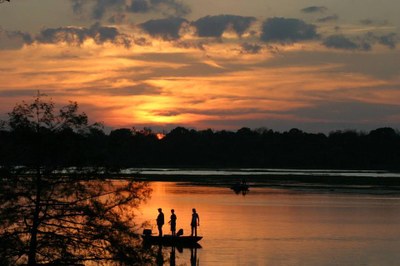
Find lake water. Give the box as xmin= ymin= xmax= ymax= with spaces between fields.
xmin=137 ymin=181 xmax=400 ymax=266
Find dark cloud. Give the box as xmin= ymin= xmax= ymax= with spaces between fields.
xmin=36 ymin=23 xmax=131 ymax=47
xmin=362 ymin=32 xmax=398 ymax=49
xmin=71 ymin=0 xmax=190 ymax=20
xmin=0 ymin=29 xmax=33 ymax=50
xmin=193 ymin=15 xmax=256 ymax=37
xmin=260 ymin=17 xmax=318 ymax=43
xmin=322 ymin=35 xmax=369 ymax=51
xmin=240 ymin=43 xmax=263 ymax=54
xmin=317 ymin=15 xmax=339 ymax=23
xmin=301 ymin=6 xmax=327 ymax=14
xmin=140 ymin=17 xmax=188 ymax=40
xmin=378 ymin=33 xmax=397 ymax=49
xmin=323 ymin=33 xmax=397 ymax=51
xmin=37 ymin=27 xmax=85 ymax=45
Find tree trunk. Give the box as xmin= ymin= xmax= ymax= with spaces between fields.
xmin=28 ymin=167 xmax=41 ymax=266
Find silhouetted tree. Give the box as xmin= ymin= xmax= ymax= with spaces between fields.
xmin=0 ymin=93 xmax=154 ymax=265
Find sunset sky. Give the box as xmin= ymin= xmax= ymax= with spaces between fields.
xmin=0 ymin=0 xmax=399 ymax=133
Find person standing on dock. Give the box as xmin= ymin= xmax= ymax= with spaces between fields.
xmin=191 ymin=208 xmax=200 ymax=236
xmin=156 ymin=208 xmax=164 ymax=236
xmin=169 ymin=209 xmax=177 ymax=236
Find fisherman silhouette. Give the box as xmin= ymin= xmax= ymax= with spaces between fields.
xmin=156 ymin=208 xmax=164 ymax=236
xmin=169 ymin=209 xmax=177 ymax=236
xmin=190 ymin=208 xmax=200 ymax=236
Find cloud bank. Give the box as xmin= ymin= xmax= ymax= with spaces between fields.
xmin=36 ymin=23 xmax=132 ymax=47
xmin=261 ymin=17 xmax=318 ymax=43
xmin=323 ymin=33 xmax=398 ymax=51
xmin=193 ymin=15 xmax=256 ymax=37
xmin=140 ymin=17 xmax=188 ymax=40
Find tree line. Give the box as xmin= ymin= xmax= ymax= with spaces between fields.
xmin=1 ymin=97 xmax=400 ymax=170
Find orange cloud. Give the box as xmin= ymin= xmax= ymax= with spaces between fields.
xmin=1 ymin=37 xmax=399 ymax=131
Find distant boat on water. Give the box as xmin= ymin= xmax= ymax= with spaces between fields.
xmin=231 ymin=180 xmax=250 ymax=194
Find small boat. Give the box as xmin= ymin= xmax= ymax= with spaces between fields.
xmin=142 ymin=229 xmax=202 ymax=247
xmin=231 ymin=182 xmax=249 ymax=194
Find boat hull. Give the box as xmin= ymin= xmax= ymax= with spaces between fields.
xmin=142 ymin=235 xmax=202 ymax=247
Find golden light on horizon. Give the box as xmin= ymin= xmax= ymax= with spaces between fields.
xmin=156 ymin=133 xmax=165 ymax=140
xmin=1 ymin=32 xmax=399 ymax=130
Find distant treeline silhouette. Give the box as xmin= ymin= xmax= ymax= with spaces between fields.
xmin=1 ymin=124 xmax=400 ymax=170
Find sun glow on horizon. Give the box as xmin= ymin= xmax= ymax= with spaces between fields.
xmin=1 ymin=22 xmax=399 ymax=131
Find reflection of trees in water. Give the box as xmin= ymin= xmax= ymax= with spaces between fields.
xmin=0 ymin=171 xmax=155 ymax=265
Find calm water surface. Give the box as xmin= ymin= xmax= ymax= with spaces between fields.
xmin=138 ymin=182 xmax=400 ymax=266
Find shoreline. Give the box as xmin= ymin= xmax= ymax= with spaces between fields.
xmin=5 ymin=167 xmax=400 ymax=194
xmin=132 ymin=172 xmax=400 ymax=195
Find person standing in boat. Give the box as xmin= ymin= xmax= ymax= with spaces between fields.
xmin=190 ymin=208 xmax=200 ymax=236
xmin=156 ymin=208 xmax=164 ymax=236
xmin=169 ymin=209 xmax=177 ymax=236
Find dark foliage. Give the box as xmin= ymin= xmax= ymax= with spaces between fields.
xmin=0 ymin=94 xmax=156 ymax=265
xmin=1 ymin=120 xmax=400 ymax=170
xmin=1 ymin=95 xmax=400 ymax=171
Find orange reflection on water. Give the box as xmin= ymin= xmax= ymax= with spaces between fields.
xmin=136 ymin=181 xmax=400 ymax=266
